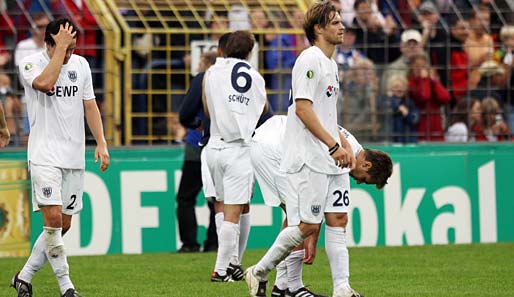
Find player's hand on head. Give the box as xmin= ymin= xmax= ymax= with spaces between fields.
xmin=0 ymin=128 xmax=10 ymax=147
xmin=95 ymin=145 xmax=110 ymax=172
xmin=52 ymin=23 xmax=76 ymax=48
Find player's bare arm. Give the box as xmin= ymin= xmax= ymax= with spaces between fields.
xmin=295 ymin=99 xmax=350 ymax=167
xmin=84 ymin=99 xmax=110 ymax=172
xmin=0 ymin=103 xmax=9 ymax=147
xmin=339 ymin=130 xmax=356 ymax=170
xmin=32 ymin=23 xmax=76 ymax=92
xmin=303 ymin=225 xmax=321 ymax=265
xmin=201 ymin=73 xmax=210 ymax=119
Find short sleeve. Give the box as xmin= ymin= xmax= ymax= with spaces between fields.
xmin=292 ymin=52 xmax=321 ymax=102
xmin=18 ymin=58 xmax=43 ymax=89
xmin=81 ymin=58 xmax=95 ymax=101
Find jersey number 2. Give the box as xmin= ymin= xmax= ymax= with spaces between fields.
xmin=66 ymin=194 xmax=77 ymax=210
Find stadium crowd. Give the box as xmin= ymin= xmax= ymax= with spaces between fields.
xmin=1 ymin=0 xmax=514 ymax=145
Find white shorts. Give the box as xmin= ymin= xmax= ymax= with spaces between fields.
xmin=285 ymin=165 xmax=350 ymax=225
xmin=250 ymin=141 xmax=288 ymax=207
xmin=205 ymin=144 xmax=254 ymax=205
xmin=30 ymin=163 xmax=84 ymax=215
xmin=201 ymin=148 xmax=216 ymax=199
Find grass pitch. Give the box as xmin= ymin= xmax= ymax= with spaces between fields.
xmin=1 ymin=243 xmax=513 ymax=296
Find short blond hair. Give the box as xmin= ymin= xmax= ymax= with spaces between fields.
xmin=386 ymin=74 xmax=407 ymax=95
xmin=500 ymin=25 xmax=514 ymax=42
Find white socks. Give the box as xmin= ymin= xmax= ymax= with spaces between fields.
xmin=238 ymin=213 xmax=251 ymax=264
xmin=214 ymin=221 xmax=239 ymax=275
xmin=274 ymin=260 xmax=288 ymax=290
xmin=325 ymin=226 xmax=349 ymax=289
xmin=286 ymin=249 xmax=305 ymax=292
xmin=215 ymin=212 xmax=224 ymax=236
xmin=273 ymin=250 xmax=305 ymax=292
xmin=19 ymin=232 xmax=48 ymax=283
xmin=43 ymin=227 xmax=74 ymax=294
xmin=254 ymin=226 xmax=305 ymax=281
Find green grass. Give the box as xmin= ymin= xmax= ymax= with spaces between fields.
xmin=1 ymin=243 xmax=513 ymax=296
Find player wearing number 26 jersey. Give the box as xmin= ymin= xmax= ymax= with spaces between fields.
xmin=203 ymin=30 xmax=268 ymax=281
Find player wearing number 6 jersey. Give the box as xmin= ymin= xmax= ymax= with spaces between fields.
xmin=202 ymin=30 xmax=268 ymax=282
xmin=245 ymin=2 xmax=376 ymax=297
xmin=250 ymin=115 xmax=392 ymax=296
xmin=11 ymin=18 xmax=109 ymax=297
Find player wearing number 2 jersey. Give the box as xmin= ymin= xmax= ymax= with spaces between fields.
xmin=11 ymin=18 xmax=109 ymax=297
xmin=202 ymin=30 xmax=268 ymax=282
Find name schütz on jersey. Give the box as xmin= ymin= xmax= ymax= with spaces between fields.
xmin=228 ymin=93 xmax=250 ymax=106
xmin=46 ymin=85 xmax=78 ymax=97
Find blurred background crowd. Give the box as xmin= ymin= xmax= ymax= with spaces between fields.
xmin=1 ymin=0 xmax=514 ymax=146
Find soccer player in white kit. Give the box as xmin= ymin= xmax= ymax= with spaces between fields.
xmin=251 ymin=116 xmax=392 ymax=297
xmin=11 ymin=19 xmax=110 ymax=297
xmin=0 ymin=102 xmax=9 ymax=147
xmin=245 ymin=2 xmax=366 ymax=297
xmin=202 ymin=30 xmax=268 ymax=282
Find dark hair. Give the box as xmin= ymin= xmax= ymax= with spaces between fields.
xmin=225 ymin=30 xmax=255 ymax=60
xmin=303 ymin=0 xmax=338 ymax=45
xmin=44 ymin=18 xmax=77 ymax=47
xmin=364 ymin=149 xmax=393 ymax=189
xmin=353 ymin=0 xmax=369 ymax=10
xmin=449 ymin=98 xmax=477 ymax=127
xmin=218 ymin=32 xmax=232 ymax=56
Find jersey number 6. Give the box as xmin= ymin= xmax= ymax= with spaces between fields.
xmin=231 ymin=62 xmax=252 ymax=93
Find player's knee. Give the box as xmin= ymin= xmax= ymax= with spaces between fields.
xmin=299 ymin=223 xmax=319 ymax=237
xmin=242 ymin=203 xmax=250 ymax=214
xmin=325 ymin=213 xmax=348 ymax=228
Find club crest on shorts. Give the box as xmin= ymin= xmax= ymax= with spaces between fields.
xmin=68 ymin=71 xmax=77 ymax=82
xmin=42 ymin=187 xmax=52 ymax=198
xmin=311 ymin=204 xmax=321 ymax=216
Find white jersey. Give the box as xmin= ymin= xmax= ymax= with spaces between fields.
xmin=252 ymin=115 xmax=287 ymax=160
xmin=19 ymin=51 xmax=95 ymax=169
xmin=281 ymin=46 xmax=342 ymax=175
xmin=205 ymin=57 xmax=266 ymax=146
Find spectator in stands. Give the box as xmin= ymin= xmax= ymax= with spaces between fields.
xmin=380 ymin=29 xmax=423 ymax=96
xmin=0 ymin=73 xmax=21 ymax=144
xmin=445 ymin=99 xmax=471 ymax=142
xmin=417 ymin=1 xmax=450 ymax=83
xmin=14 ymin=13 xmax=49 ymax=66
xmin=379 ymin=74 xmax=420 ymax=143
xmin=481 ymin=96 xmax=511 ymax=141
xmin=408 ymin=52 xmax=451 ymax=141
xmin=467 ymin=98 xmax=487 ymax=141
xmin=250 ymin=9 xmax=275 ymax=88
xmin=0 ymin=13 xmax=12 ymax=69
xmin=352 ymin=0 xmax=399 ymax=66
xmin=176 ymin=51 xmax=219 ymax=253
xmin=335 ymin=26 xmax=365 ymax=82
xmin=494 ymin=25 xmax=514 ymax=132
xmin=266 ymin=9 xmax=306 ymax=112
xmin=0 ymin=97 xmax=8 ymax=147
xmin=464 ymin=4 xmax=494 ymax=88
xmin=339 ymin=58 xmax=379 ymax=142
xmin=448 ymin=16 xmax=470 ymax=104
xmin=338 ymin=0 xmax=388 ymax=28
xmin=469 ymin=60 xmax=506 ymax=103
